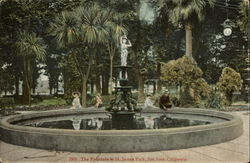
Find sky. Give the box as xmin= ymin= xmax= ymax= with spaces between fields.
xmin=140 ymin=0 xmax=156 ymax=23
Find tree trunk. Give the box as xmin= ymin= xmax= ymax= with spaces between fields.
xmin=82 ymin=78 xmax=88 ymax=108
xmin=95 ymin=74 xmax=101 ymax=94
xmin=179 ymin=82 xmax=182 ymax=98
xmin=22 ymin=58 xmax=31 ymax=105
xmin=153 ymin=82 xmax=156 ymax=94
xmin=15 ymin=76 xmax=19 ymax=96
xmin=138 ymin=73 xmax=144 ymax=102
xmin=49 ymin=87 xmax=52 ymax=95
xmin=156 ymin=63 xmax=162 ymax=93
xmin=101 ymin=72 xmax=109 ymax=95
xmin=185 ymin=22 xmax=193 ymax=58
xmin=157 ymin=80 xmax=162 ymax=93
xmin=109 ymin=57 xmax=113 ymax=95
xmin=81 ymin=48 xmax=94 ymax=107
xmin=55 ymin=82 xmax=59 ymax=95
xmin=27 ymin=59 xmax=31 ymax=106
xmin=90 ymin=82 xmax=94 ymax=94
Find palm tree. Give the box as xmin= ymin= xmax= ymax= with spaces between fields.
xmin=49 ymin=11 xmax=79 ymax=49
xmin=50 ymin=4 xmax=113 ymax=107
xmin=76 ymin=4 xmax=111 ymax=107
xmin=16 ymin=31 xmax=47 ymax=105
xmin=159 ymin=0 xmax=215 ymax=58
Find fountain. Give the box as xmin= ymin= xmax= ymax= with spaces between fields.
xmin=106 ymin=65 xmax=140 ymax=129
xmin=106 ymin=35 xmax=141 ymax=129
xmin=0 ymin=35 xmax=243 ymax=153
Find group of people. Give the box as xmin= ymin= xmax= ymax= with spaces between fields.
xmin=71 ymin=90 xmax=172 ymax=111
xmin=71 ymin=92 xmax=103 ymax=110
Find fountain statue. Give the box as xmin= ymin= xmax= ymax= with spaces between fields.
xmin=120 ymin=35 xmax=132 ymax=67
xmin=119 ymin=35 xmax=132 ymax=79
xmin=106 ymin=34 xmax=141 ymax=129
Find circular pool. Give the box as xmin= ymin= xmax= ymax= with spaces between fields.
xmin=0 ymin=108 xmax=243 ymax=153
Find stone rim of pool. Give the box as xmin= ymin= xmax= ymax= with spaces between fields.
xmin=0 ymin=108 xmax=243 ymax=153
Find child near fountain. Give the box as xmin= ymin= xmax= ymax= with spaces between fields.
xmin=71 ymin=92 xmax=82 ymax=109
xmin=95 ymin=94 xmax=103 ymax=108
xmin=144 ymin=94 xmax=157 ymax=109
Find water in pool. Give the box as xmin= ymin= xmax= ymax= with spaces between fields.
xmin=15 ymin=113 xmax=227 ymax=130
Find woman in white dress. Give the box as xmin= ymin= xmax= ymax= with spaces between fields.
xmin=71 ymin=92 xmax=82 ymax=109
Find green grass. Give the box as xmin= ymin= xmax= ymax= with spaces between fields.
xmin=33 ymin=97 xmax=67 ymax=106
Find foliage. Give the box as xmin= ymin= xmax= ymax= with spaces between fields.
xmin=193 ymin=78 xmax=212 ymax=102
xmin=166 ymin=0 xmax=215 ymax=25
xmin=217 ymin=67 xmax=242 ymax=105
xmin=60 ymin=54 xmax=82 ymax=104
xmin=237 ymin=1 xmax=249 ymax=34
xmin=0 ymin=65 xmax=15 ymax=94
xmin=49 ymin=11 xmax=79 ymax=49
xmin=161 ymin=56 xmax=211 ymax=106
xmin=170 ymin=96 xmax=181 ymax=107
xmin=44 ymin=54 xmax=63 ymax=94
xmin=205 ymin=91 xmax=224 ymax=109
xmin=16 ymin=31 xmax=47 ymax=60
xmin=0 ymin=78 xmax=15 ymax=95
xmin=161 ymin=56 xmax=202 ymax=85
xmin=16 ymin=31 xmax=47 ymax=105
xmin=153 ymin=0 xmax=216 ymax=58
xmin=0 ymin=0 xmax=248 ymax=109
xmin=49 ymin=3 xmax=121 ymax=107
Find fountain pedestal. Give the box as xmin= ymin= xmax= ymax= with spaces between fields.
xmin=106 ymin=65 xmax=140 ymax=129
xmin=111 ymin=112 xmax=136 ymax=129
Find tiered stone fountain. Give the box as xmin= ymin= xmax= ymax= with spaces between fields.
xmin=106 ymin=35 xmax=141 ymax=129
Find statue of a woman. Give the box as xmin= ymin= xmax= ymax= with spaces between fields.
xmin=120 ymin=35 xmax=132 ymax=66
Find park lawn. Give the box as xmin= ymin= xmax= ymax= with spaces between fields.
xmin=33 ymin=97 xmax=67 ymax=106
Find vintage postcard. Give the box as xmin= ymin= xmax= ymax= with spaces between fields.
xmin=0 ymin=0 xmax=249 ymax=163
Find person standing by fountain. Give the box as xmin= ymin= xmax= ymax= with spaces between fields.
xmin=159 ymin=90 xmax=172 ymax=111
xmin=71 ymin=92 xmax=82 ymax=110
xmin=144 ymin=94 xmax=157 ymax=109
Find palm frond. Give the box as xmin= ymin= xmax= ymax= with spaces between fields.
xmin=49 ymin=11 xmax=79 ymax=48
xmin=16 ymin=31 xmax=47 ymax=61
xmin=166 ymin=0 xmax=215 ymax=24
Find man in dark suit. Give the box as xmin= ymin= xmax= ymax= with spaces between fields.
xmin=159 ymin=90 xmax=172 ymax=111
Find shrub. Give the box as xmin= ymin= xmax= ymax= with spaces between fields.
xmin=205 ymin=91 xmax=224 ymax=109
xmin=171 ymin=96 xmax=181 ymax=107
xmin=217 ymin=67 xmax=242 ymax=105
xmin=0 ymin=97 xmax=14 ymax=108
xmin=161 ymin=56 xmax=211 ymax=107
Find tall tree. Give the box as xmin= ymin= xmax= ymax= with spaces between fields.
xmin=50 ymin=4 xmax=113 ymax=107
xmin=44 ymin=54 xmax=62 ymax=95
xmin=106 ymin=13 xmax=127 ymax=95
xmin=16 ymin=31 xmax=46 ymax=105
xmin=156 ymin=0 xmax=215 ymax=58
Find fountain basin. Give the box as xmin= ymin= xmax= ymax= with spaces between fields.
xmin=0 ymin=108 xmax=243 ymax=153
